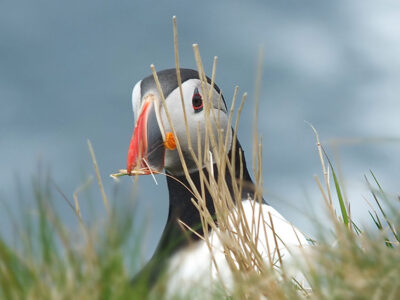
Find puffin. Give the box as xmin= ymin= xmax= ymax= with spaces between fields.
xmin=126 ymin=68 xmax=308 ymax=297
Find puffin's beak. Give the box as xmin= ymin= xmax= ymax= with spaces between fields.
xmin=126 ymin=95 xmax=165 ymax=175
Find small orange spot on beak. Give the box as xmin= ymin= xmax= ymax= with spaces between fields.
xmin=164 ymin=132 xmax=176 ymax=150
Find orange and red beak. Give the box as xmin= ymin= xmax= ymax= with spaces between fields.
xmin=126 ymin=96 xmax=166 ymax=175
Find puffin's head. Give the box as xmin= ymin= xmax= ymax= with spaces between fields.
xmin=126 ymin=68 xmax=232 ymax=176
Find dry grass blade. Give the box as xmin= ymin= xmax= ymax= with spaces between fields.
xmin=252 ymin=47 xmax=264 ymax=177
xmin=172 ymin=16 xmax=192 ymax=153
xmin=307 ymin=122 xmax=333 ymax=206
xmin=87 ymin=139 xmax=110 ymax=214
xmin=72 ymin=176 xmax=93 ymax=219
xmin=150 ymin=65 xmax=202 ymax=202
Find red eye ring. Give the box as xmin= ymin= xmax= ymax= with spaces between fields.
xmin=192 ymin=88 xmax=203 ymax=112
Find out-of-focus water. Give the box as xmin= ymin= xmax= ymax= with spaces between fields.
xmin=1 ymin=0 xmax=399 ymax=256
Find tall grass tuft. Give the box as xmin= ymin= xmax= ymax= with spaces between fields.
xmin=0 ymin=159 xmax=157 ymax=299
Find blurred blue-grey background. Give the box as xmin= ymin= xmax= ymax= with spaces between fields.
xmin=1 ymin=1 xmax=399 ymax=256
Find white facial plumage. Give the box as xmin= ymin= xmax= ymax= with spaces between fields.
xmin=131 ymin=78 xmax=232 ymax=176
xmin=131 ymin=80 xmax=142 ymax=124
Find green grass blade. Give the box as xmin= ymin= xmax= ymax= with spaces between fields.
xmin=369 ymin=211 xmax=383 ymax=230
xmin=366 ymin=173 xmax=400 ymax=243
xmin=322 ymin=147 xmax=349 ymax=226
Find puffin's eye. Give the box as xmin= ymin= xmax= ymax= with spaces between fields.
xmin=192 ymin=88 xmax=203 ymax=113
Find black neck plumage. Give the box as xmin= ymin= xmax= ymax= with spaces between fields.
xmin=131 ymin=140 xmax=256 ymax=287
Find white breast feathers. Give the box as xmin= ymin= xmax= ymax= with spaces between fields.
xmin=165 ymin=200 xmax=310 ymax=298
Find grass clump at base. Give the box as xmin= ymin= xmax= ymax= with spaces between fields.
xmin=0 ymin=167 xmax=157 ymax=300
xmin=1 ymin=158 xmax=398 ymax=300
